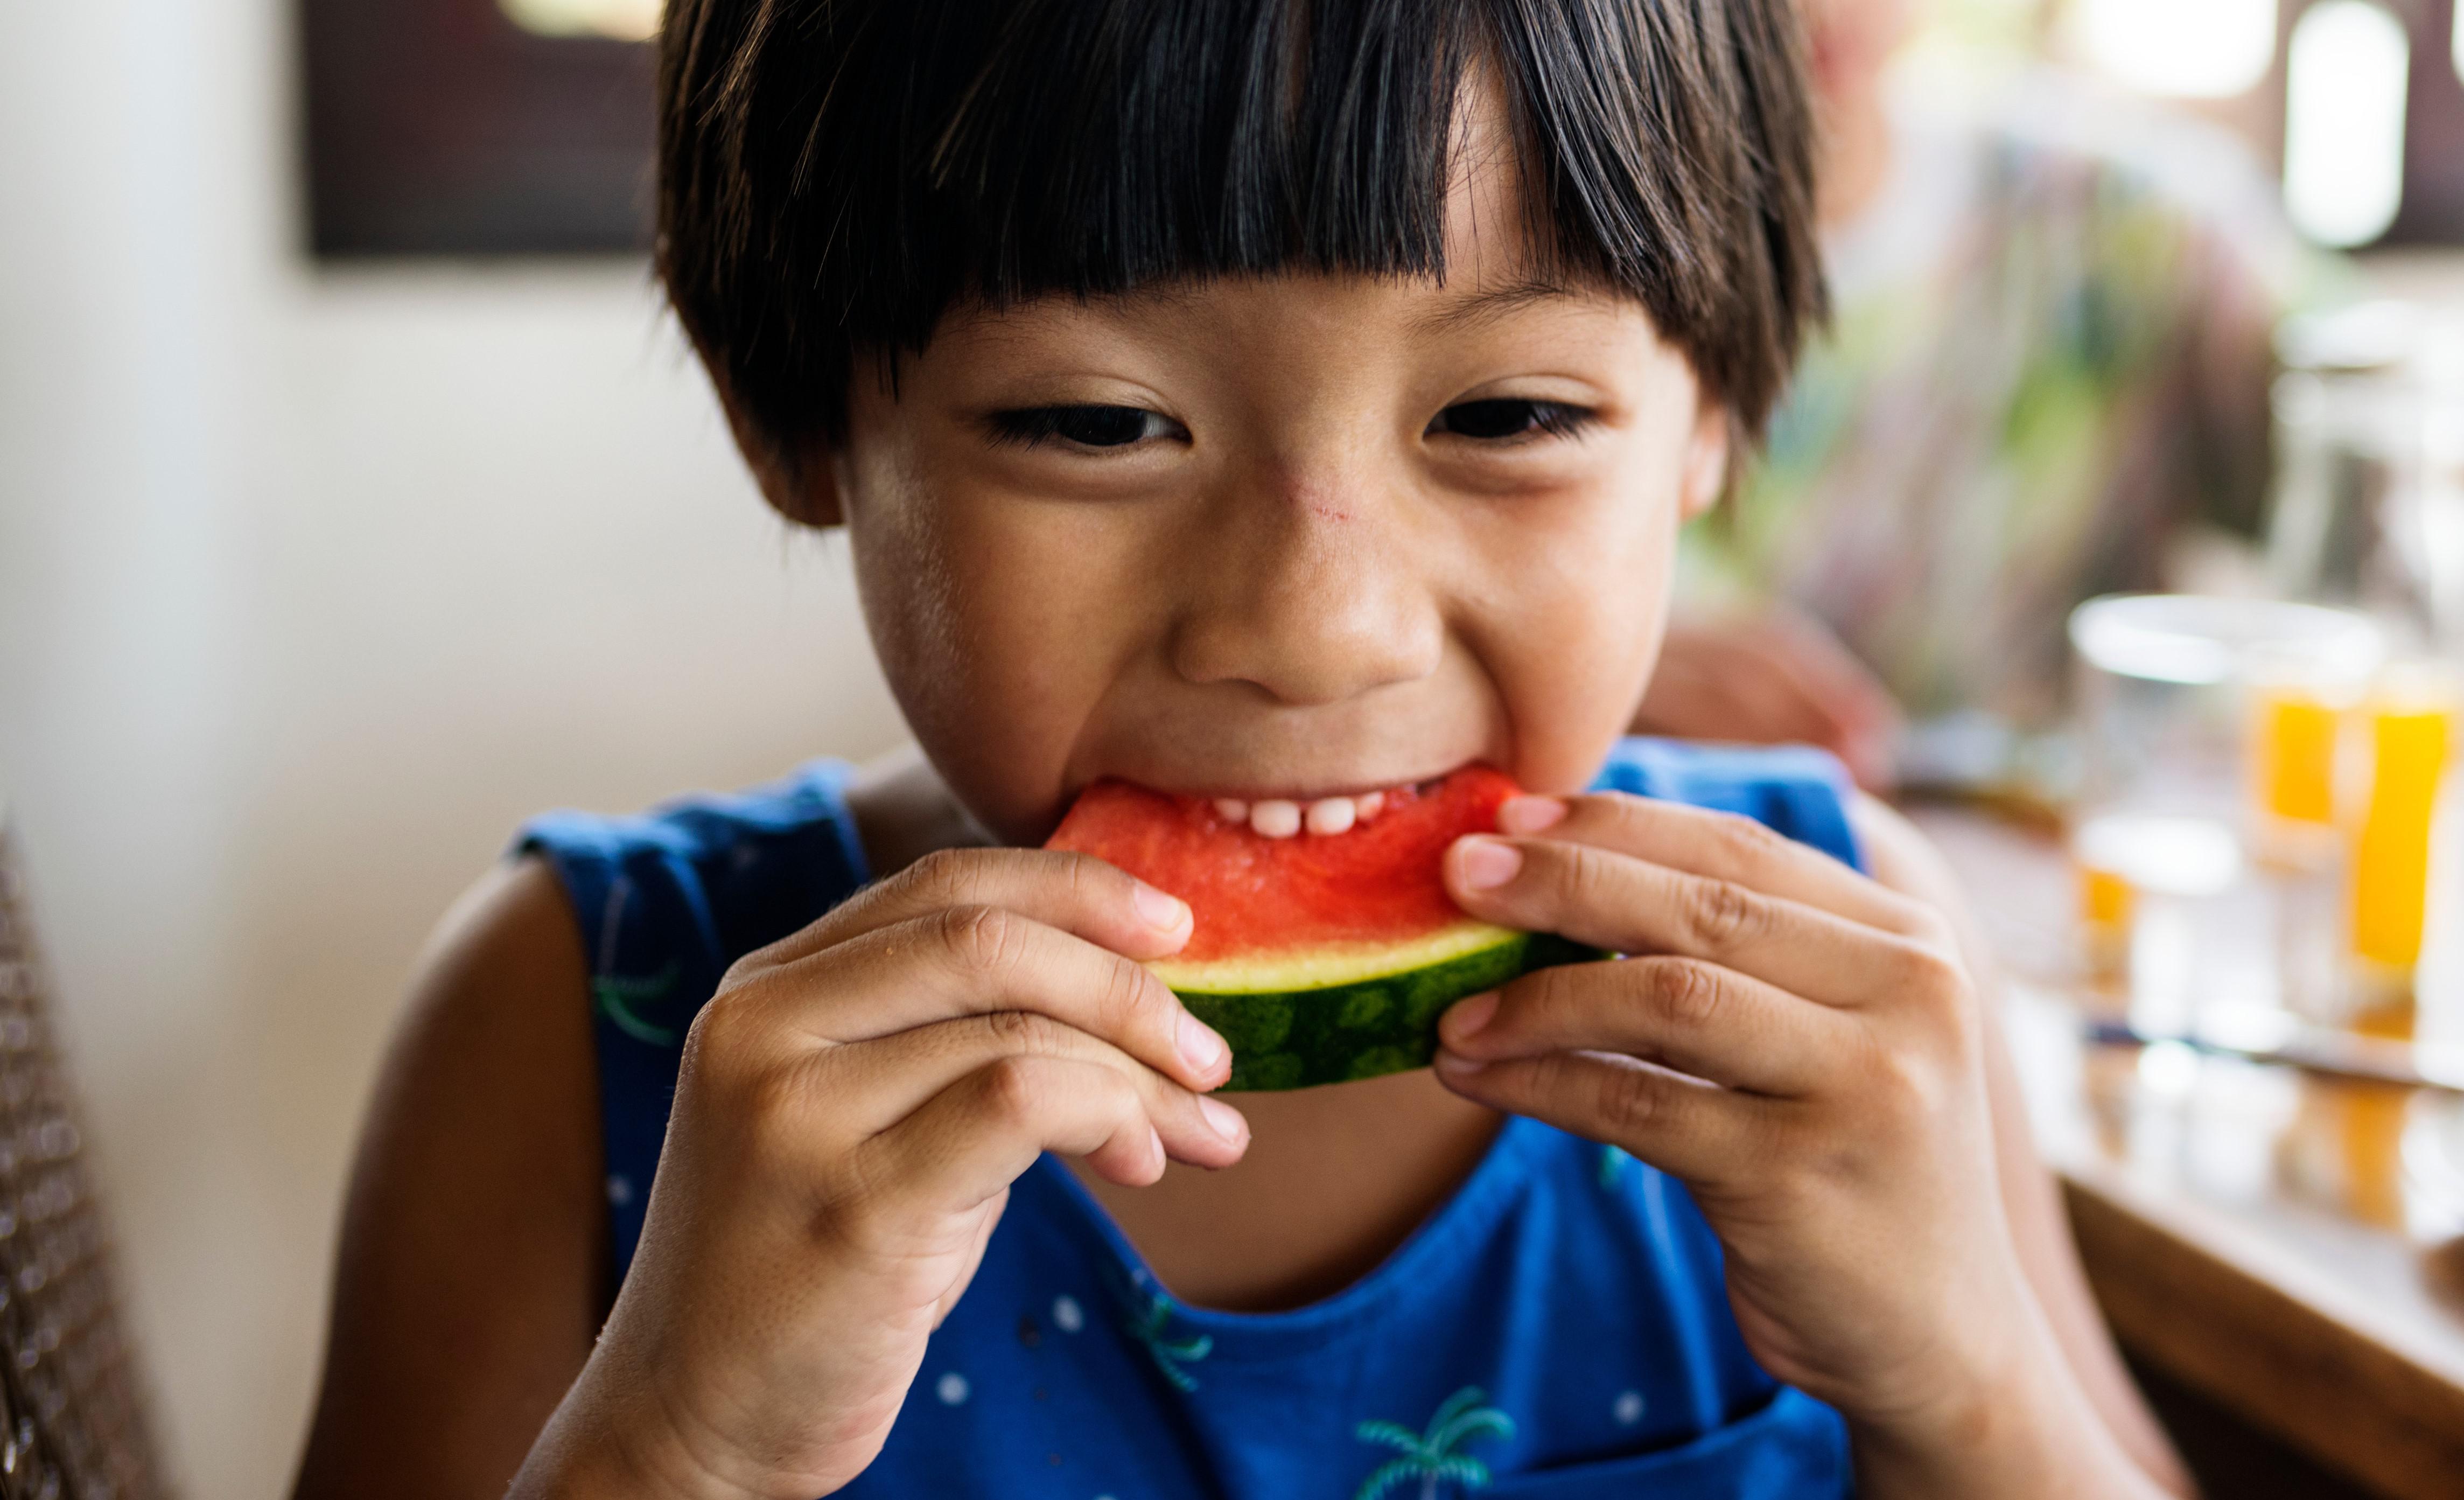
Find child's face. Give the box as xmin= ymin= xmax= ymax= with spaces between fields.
xmin=815 ymin=138 xmax=1727 ymax=844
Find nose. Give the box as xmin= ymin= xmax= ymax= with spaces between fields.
xmin=1166 ymin=465 xmax=1446 ymax=706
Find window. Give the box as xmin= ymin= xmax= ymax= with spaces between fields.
xmin=2284 ymin=1 xmax=2411 ymax=246
xmin=499 ymin=0 xmax=661 ymax=42
xmin=2072 ymin=0 xmax=2280 ymax=99
xmin=2060 ymin=0 xmax=2464 ymax=247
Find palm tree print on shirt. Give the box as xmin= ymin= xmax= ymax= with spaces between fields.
xmin=1353 ymin=1386 xmax=1516 ymax=1500
xmin=1111 ymin=1271 xmax=1212 ymax=1393
xmin=594 ymin=967 xmax=683 ymax=1045
xmin=591 ymin=876 xmax=682 ymax=1045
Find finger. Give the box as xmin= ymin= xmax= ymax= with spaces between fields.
xmin=1760 ymin=656 xmax=1877 ymax=776
xmin=1438 ymin=957 xmax=1857 ymax=1096
xmin=868 ymin=1051 xmax=1246 ymax=1213
xmin=1433 ymin=1049 xmax=1772 ymax=1190
xmin=930 ymin=1190 xmax=1007 ymax=1331
xmin=1445 ymin=835 xmax=1954 ymax=1009
xmin=1489 ymin=791 xmax=1936 ymax=939
xmin=830 ymin=1010 xmax=1248 ymax=1169
xmin=1730 ymin=639 xmax=1860 ymax=750
xmin=1765 ymin=610 xmax=1901 ymax=741
xmin=1759 ymin=615 xmax=1903 ymax=789
xmin=1635 ymin=629 xmax=1815 ymax=745
xmin=747 ymin=846 xmax=1194 ymax=970
xmin=752 ymin=904 xmax=1231 ymax=1091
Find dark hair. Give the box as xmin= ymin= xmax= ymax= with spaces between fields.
xmin=658 ymin=0 xmax=1822 ymax=479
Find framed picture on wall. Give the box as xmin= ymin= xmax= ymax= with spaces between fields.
xmin=299 ymin=0 xmax=657 ymax=257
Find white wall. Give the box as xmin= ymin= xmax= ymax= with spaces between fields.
xmin=0 ymin=3 xmax=903 ymax=1496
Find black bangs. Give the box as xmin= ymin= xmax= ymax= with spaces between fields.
xmin=929 ymin=0 xmax=1475 ymax=301
xmin=659 ymin=0 xmax=1821 ymax=467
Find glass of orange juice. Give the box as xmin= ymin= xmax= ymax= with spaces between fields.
xmin=2068 ymin=595 xmax=2382 ymax=1024
xmin=2347 ymin=666 xmax=2460 ymax=1018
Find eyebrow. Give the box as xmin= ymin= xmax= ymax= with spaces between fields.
xmin=1410 ymin=273 xmax=1598 ymax=335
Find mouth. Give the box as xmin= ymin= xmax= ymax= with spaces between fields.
xmin=1196 ymin=776 xmax=1448 ymax=839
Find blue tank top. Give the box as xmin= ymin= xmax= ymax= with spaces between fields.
xmin=518 ymin=739 xmax=1862 ymax=1498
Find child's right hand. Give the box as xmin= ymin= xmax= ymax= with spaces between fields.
xmin=515 ymin=848 xmax=1247 ymax=1500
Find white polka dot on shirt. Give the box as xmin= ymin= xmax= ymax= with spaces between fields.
xmin=1613 ymin=1390 xmax=1646 ymax=1425
xmin=1052 ymin=1295 xmax=1084 ymax=1332
xmin=605 ymin=1175 xmax=633 ymax=1207
xmin=936 ymin=1372 xmax=970 ymax=1405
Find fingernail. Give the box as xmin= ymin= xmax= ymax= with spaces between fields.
xmin=1133 ymin=882 xmax=1192 ymax=933
xmin=1198 ymin=1096 xmax=1248 ymax=1145
xmin=1177 ymin=1009 xmax=1229 ymax=1077
xmin=1455 ymin=837 xmax=1524 ymax=891
xmin=1435 ymin=1051 xmax=1488 ymax=1076
xmin=1497 ymin=796 xmax=1567 ymax=834
xmin=1444 ymin=990 xmax=1499 ymax=1041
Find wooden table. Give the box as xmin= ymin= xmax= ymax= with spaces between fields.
xmin=1915 ymin=808 xmax=2464 ymax=1500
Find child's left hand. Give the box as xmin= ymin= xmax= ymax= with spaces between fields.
xmin=1433 ymin=792 xmax=2053 ymax=1476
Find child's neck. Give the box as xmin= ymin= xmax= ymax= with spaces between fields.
xmin=1072 ymin=1069 xmax=1503 ymax=1311
xmin=847 ymin=745 xmax=997 ymax=874
xmin=847 ymin=747 xmax=1509 ymax=1313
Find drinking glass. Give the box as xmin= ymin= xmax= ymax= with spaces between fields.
xmin=2068 ymin=595 xmax=2383 ymax=1025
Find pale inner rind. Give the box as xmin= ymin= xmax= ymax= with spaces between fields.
xmin=1149 ymin=920 xmax=1524 ymax=994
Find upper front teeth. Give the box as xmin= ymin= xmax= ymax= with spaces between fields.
xmin=1304 ymin=798 xmax=1355 ymax=835
xmin=1216 ymin=791 xmax=1389 ymax=838
xmin=1250 ymin=800 xmax=1303 ymax=838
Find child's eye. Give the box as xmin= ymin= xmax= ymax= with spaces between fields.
xmin=986 ymin=405 xmax=1185 ymax=449
xmin=1425 ymin=399 xmax=1594 ymax=442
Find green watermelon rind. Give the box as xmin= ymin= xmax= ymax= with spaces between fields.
xmin=1167 ymin=929 xmax=1605 ymax=1091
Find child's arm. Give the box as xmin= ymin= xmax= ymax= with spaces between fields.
xmin=1847 ymin=797 xmax=2190 ymax=1495
xmin=299 ymin=846 xmax=1245 ymax=1499
xmin=1431 ymin=791 xmax=2194 ymax=1499
xmin=291 ymin=861 xmax=613 ymax=1499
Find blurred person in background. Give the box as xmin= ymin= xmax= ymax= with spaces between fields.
xmin=1635 ymin=0 xmax=2332 ymax=787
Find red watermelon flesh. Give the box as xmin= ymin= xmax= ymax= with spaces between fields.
xmin=1047 ymin=765 xmax=1519 ymax=963
xmin=1044 ymin=766 xmax=1592 ymax=1089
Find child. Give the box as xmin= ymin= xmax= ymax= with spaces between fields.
xmin=292 ymin=1 xmax=2192 ymax=1496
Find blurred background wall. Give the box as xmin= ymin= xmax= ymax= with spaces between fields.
xmin=0 ymin=2 xmax=903 ymax=1496
xmin=1 ymin=0 xmax=2462 ymax=1497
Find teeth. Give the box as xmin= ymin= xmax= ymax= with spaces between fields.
xmin=1304 ymin=797 xmax=1356 ymax=835
xmin=1219 ymin=787 xmax=1404 ymax=836
xmin=1249 ymin=799 xmax=1302 ymax=838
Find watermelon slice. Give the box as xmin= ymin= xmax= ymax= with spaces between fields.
xmin=1046 ymin=765 xmax=1597 ymax=1090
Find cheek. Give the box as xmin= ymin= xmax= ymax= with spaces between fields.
xmin=847 ymin=471 xmax=1155 ymax=838
xmin=1467 ymin=451 xmax=1684 ymax=795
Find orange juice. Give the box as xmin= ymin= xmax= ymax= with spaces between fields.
xmin=2253 ymin=685 xmax=2342 ymax=826
xmin=2350 ymin=689 xmax=2455 ymax=971
xmin=2078 ymin=862 xmax=2136 ymax=929
xmin=2074 ymin=856 xmax=2133 ymax=985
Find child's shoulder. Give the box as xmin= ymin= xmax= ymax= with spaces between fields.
xmin=1602 ymin=737 xmax=1966 ymax=919
xmin=297 ymin=855 xmax=608 ymax=1489
xmin=513 ymin=759 xmax=874 ymax=1007
xmin=1604 ymin=735 xmax=1864 ymax=871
